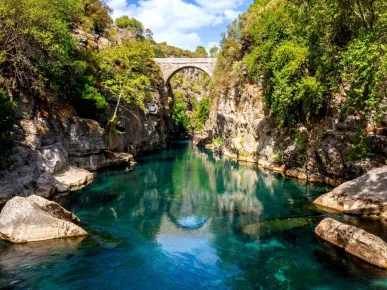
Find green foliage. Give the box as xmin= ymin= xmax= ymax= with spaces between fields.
xmin=340 ymin=32 xmax=387 ymax=119
xmin=272 ymin=153 xmax=283 ymax=164
xmin=80 ymin=0 xmax=112 ymax=35
xmin=209 ymin=45 xmax=219 ymax=57
xmin=76 ymin=75 xmax=107 ymax=109
xmin=213 ymin=137 xmax=223 ymax=145
xmin=98 ymin=40 xmax=157 ymax=111
xmin=115 ymin=16 xmax=144 ymax=36
xmin=192 ymin=98 xmax=211 ymax=131
xmin=215 ymin=0 xmax=387 ymax=128
xmin=170 ymin=70 xmax=212 ymax=134
xmin=172 ymin=90 xmax=190 ymax=132
xmin=292 ymin=129 xmax=308 ymax=148
xmin=348 ymin=129 xmax=371 ymax=161
xmin=152 ymin=42 xmax=205 ymax=58
xmin=195 ymin=46 xmax=208 ymax=57
xmin=145 ymin=28 xmax=154 ymax=41
xmin=0 ymin=0 xmax=81 ymax=97
xmin=0 ymin=89 xmax=15 ymax=169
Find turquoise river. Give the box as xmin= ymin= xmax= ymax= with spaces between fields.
xmin=1 ymin=141 xmax=387 ymax=289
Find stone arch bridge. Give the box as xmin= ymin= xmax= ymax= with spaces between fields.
xmin=154 ymin=58 xmax=217 ymax=84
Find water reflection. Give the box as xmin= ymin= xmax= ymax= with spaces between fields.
xmin=0 ymin=142 xmax=386 ymax=289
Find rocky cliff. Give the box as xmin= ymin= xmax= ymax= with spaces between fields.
xmin=196 ymin=82 xmax=387 ymax=186
xmin=0 ymin=25 xmax=174 ymax=205
xmin=0 ymin=92 xmax=167 ymax=204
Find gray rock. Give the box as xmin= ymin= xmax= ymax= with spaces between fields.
xmin=314 ymin=166 xmax=387 ymax=218
xmin=67 ymin=117 xmax=107 ymax=157
xmin=315 ymin=218 xmax=387 ymax=268
xmin=53 ymin=166 xmax=94 ymax=193
xmin=27 ymin=195 xmax=80 ymax=223
xmin=35 ymin=172 xmax=55 ymax=198
xmin=0 ymin=196 xmax=87 ymax=243
xmin=37 ymin=142 xmax=68 ymax=173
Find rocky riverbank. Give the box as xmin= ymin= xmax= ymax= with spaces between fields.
xmin=0 ymin=95 xmax=142 ymax=205
xmin=314 ymin=166 xmax=387 ymax=219
xmin=0 ymin=195 xmax=87 ymax=243
xmin=195 ymin=83 xmax=387 ymax=186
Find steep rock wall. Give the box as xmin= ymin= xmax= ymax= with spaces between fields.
xmin=197 ymin=83 xmax=387 ymax=185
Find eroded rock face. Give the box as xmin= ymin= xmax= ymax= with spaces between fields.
xmin=196 ymin=81 xmax=387 ymax=185
xmin=314 ymin=166 xmax=387 ymax=219
xmin=0 ymin=113 xmax=134 ymax=203
xmin=315 ymin=218 xmax=387 ymax=268
xmin=0 ymin=196 xmax=87 ymax=243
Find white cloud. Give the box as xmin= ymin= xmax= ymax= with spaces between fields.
xmin=106 ymin=0 xmax=247 ymax=51
xmin=224 ymin=10 xmax=241 ymax=21
xmin=194 ymin=0 xmax=245 ymax=12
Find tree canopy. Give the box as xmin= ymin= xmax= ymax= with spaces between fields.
xmin=115 ymin=16 xmax=144 ymax=36
xmin=215 ymin=0 xmax=387 ymax=128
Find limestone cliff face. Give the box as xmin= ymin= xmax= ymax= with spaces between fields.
xmin=197 ymin=82 xmax=387 ymax=185
xmin=0 ymin=27 xmax=173 ymax=204
xmin=106 ymin=89 xmax=170 ymax=155
xmin=0 ymin=95 xmax=135 ymax=205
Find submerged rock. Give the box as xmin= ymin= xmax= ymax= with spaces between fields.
xmin=242 ymin=216 xmax=316 ymax=236
xmin=53 ymin=166 xmax=94 ymax=193
xmin=0 ymin=196 xmax=87 ymax=243
xmin=313 ymin=166 xmax=387 ymax=219
xmin=315 ymin=218 xmax=387 ymax=269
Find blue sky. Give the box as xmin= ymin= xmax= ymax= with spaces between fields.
xmin=106 ymin=0 xmax=253 ymax=51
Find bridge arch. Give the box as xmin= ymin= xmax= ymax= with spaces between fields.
xmin=154 ymin=58 xmax=217 ymax=84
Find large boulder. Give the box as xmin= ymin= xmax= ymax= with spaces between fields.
xmin=315 ymin=218 xmax=387 ymax=268
xmin=27 ymin=195 xmax=80 ymax=223
xmin=314 ymin=166 xmax=387 ymax=219
xmin=0 ymin=196 xmax=87 ymax=243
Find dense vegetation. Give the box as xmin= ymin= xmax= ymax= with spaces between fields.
xmin=0 ymin=0 xmax=215 ymax=167
xmin=171 ymin=72 xmax=212 ymax=135
xmin=215 ymin=0 xmax=387 ymax=128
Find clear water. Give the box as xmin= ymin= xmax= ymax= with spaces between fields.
xmin=1 ymin=141 xmax=387 ymax=290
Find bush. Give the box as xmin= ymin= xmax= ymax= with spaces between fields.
xmin=272 ymin=154 xmax=283 ymax=164
xmin=213 ymin=137 xmax=223 ymax=145
xmin=115 ymin=16 xmax=144 ymax=36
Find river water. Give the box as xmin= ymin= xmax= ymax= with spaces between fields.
xmin=0 ymin=141 xmax=387 ymax=289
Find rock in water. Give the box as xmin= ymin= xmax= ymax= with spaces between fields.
xmin=313 ymin=166 xmax=387 ymax=219
xmin=0 ymin=196 xmax=87 ymax=243
xmin=315 ymin=218 xmax=387 ymax=268
xmin=27 ymin=195 xmax=80 ymax=223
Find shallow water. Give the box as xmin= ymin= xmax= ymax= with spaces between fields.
xmin=1 ymin=141 xmax=387 ymax=289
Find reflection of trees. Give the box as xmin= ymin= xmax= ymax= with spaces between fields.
xmin=60 ymin=142 xmax=327 ymax=271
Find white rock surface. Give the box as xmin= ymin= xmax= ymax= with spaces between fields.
xmin=54 ymin=166 xmax=94 ymax=193
xmin=314 ymin=166 xmax=387 ymax=218
xmin=0 ymin=196 xmax=87 ymax=243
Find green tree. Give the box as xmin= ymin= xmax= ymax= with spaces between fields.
xmin=172 ymin=90 xmax=191 ymax=132
xmin=98 ymin=40 xmax=157 ymax=123
xmin=195 ymin=46 xmax=208 ymax=57
xmin=81 ymin=0 xmax=112 ymax=35
xmin=115 ymin=16 xmax=144 ymax=36
xmin=0 ymin=0 xmax=81 ymax=97
xmin=209 ymin=45 xmax=219 ymax=57
xmin=145 ymin=28 xmax=154 ymax=41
